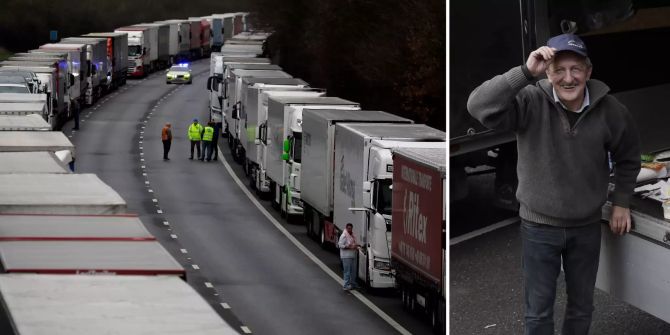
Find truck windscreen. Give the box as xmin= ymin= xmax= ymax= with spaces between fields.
xmin=128 ymin=45 xmax=142 ymax=56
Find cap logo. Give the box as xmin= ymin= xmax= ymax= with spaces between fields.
xmin=568 ymin=40 xmax=584 ymax=49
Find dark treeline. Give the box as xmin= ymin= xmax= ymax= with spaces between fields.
xmin=249 ymin=0 xmax=446 ymax=130
xmin=0 ymin=0 xmax=246 ymax=52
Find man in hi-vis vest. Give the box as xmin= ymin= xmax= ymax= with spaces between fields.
xmin=202 ymin=121 xmax=215 ymax=161
xmin=188 ymin=119 xmax=204 ymax=160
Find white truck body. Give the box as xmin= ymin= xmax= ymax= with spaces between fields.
xmin=223 ymin=66 xmax=287 ymax=146
xmin=61 ymin=37 xmax=110 ymax=95
xmin=266 ymin=96 xmax=360 ymax=216
xmin=0 ymin=152 xmax=70 ymax=174
xmin=134 ymin=23 xmax=170 ymax=68
xmin=115 ymin=26 xmax=152 ymax=77
xmin=0 ymin=75 xmax=61 ymax=127
xmin=203 ymin=15 xmax=225 ymax=51
xmin=248 ymin=86 xmax=326 ymax=193
xmin=130 ymin=25 xmax=158 ymax=65
xmin=0 ymin=114 xmax=51 ymax=131
xmin=158 ymin=20 xmax=191 ymax=62
xmin=0 ymin=130 xmax=74 ymax=165
xmin=35 ymin=44 xmax=86 ymax=104
xmin=0 ymin=173 xmax=125 ymax=215
xmin=0 ymin=274 xmax=239 ymax=334
xmin=206 ymin=54 xmax=270 ymax=123
xmin=332 ymin=123 xmax=445 ymax=288
xmin=82 ymin=32 xmax=130 ymax=88
xmin=0 ymin=214 xmax=151 ymax=239
xmin=219 ymin=43 xmax=264 ymax=58
xmin=0 ymin=102 xmax=47 ymax=117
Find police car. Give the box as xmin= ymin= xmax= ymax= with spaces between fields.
xmin=165 ymin=63 xmax=192 ymax=84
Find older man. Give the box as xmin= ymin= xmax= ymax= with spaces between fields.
xmin=467 ymin=33 xmax=640 ymax=334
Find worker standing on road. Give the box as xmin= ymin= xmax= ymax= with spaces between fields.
xmin=202 ymin=121 xmax=215 ymax=161
xmin=188 ymin=118 xmax=203 ymax=160
xmin=161 ymin=122 xmax=172 ymax=160
xmin=338 ymin=223 xmax=360 ymax=291
xmin=467 ymin=33 xmax=640 ymax=334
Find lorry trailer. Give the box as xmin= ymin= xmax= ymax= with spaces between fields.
xmin=81 ymin=32 xmax=129 ymax=89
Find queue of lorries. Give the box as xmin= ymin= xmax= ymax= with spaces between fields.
xmin=0 ymin=12 xmax=250 ymax=335
xmin=207 ymin=32 xmax=446 ymax=332
xmin=0 ymin=12 xmax=249 ymax=131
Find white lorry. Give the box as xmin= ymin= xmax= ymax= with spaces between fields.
xmin=244 ymin=83 xmax=325 ymax=194
xmin=206 ymin=53 xmax=270 ymax=125
xmin=115 ymin=26 xmax=154 ymax=77
xmin=266 ymin=96 xmax=361 ymax=218
xmin=0 ymin=93 xmax=48 ymax=121
xmin=158 ymin=19 xmax=192 ymax=63
xmin=32 ymin=45 xmax=87 ymax=106
xmin=0 ymin=65 xmax=67 ymax=129
xmin=61 ymin=37 xmax=111 ymax=96
xmin=304 ymin=122 xmax=445 ymax=288
xmin=82 ymin=32 xmax=130 ymax=89
xmin=134 ymin=23 xmax=170 ymax=69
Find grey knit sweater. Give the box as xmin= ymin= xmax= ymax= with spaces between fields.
xmin=467 ymin=66 xmax=641 ymax=227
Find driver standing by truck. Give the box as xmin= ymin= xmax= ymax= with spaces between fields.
xmin=467 ymin=33 xmax=640 ymax=335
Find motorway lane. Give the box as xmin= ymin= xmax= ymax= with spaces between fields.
xmin=64 ymin=60 xmax=421 ymax=334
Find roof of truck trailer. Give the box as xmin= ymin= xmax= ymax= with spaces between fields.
xmin=61 ymin=37 xmax=106 ymax=43
xmin=393 ymin=147 xmax=446 ymax=175
xmin=0 ymin=214 xmax=154 ymax=240
xmin=0 ymin=102 xmax=45 ymax=113
xmin=0 ymin=93 xmax=47 ymax=102
xmin=269 ymin=96 xmax=359 ymax=105
xmin=0 ymin=240 xmax=183 ymax=275
xmin=341 ymin=123 xmax=446 ymax=141
xmin=0 ymin=115 xmax=50 ymax=131
xmin=243 ymin=77 xmax=308 ymax=86
xmin=0 ymin=152 xmax=69 ymax=174
xmin=0 ymin=274 xmax=237 ymax=334
xmin=115 ymin=26 xmax=151 ymax=31
xmin=229 ymin=64 xmax=282 ymax=70
xmin=304 ymin=109 xmax=411 ymax=123
xmin=82 ymin=32 xmax=128 ymax=37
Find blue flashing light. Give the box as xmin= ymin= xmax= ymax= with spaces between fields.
xmin=177 ymin=63 xmax=189 ymax=67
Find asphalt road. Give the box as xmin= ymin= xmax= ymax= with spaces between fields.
xmin=62 ymin=60 xmax=432 ymax=335
xmin=450 ymin=174 xmax=670 ymax=334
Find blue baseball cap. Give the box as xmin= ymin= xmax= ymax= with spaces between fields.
xmin=547 ymin=33 xmax=588 ymax=57
xmin=193 ymin=118 xmax=198 ymax=122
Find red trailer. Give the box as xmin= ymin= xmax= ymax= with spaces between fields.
xmin=391 ymin=146 xmax=445 ymax=333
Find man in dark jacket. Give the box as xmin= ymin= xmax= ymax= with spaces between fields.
xmin=467 ymin=33 xmax=640 ymax=335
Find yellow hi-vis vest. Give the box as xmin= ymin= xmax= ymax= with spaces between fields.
xmin=188 ymin=123 xmax=203 ymax=140
xmin=203 ymin=126 xmax=214 ymax=141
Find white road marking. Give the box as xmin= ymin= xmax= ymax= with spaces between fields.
xmin=221 ymin=303 xmax=231 ymax=309
xmin=144 ymin=181 xmax=149 ymax=184
xmin=157 ymin=209 xmax=163 ymax=214
xmin=140 ymin=146 xmax=143 ymax=149
xmin=180 ymin=249 xmax=188 ymax=254
xmin=192 ymin=264 xmax=200 ymax=270
xmin=205 ymin=282 xmax=213 ymax=288
xmin=170 ymin=234 xmax=177 ymax=238
xmin=148 ymin=189 xmax=153 ymax=193
xmin=152 ymin=199 xmax=157 ymax=202
xmin=142 ymin=165 xmax=146 ymax=169
xmin=163 ymin=221 xmax=169 ymax=225
xmin=140 ymin=158 xmax=145 ymax=162
xmin=450 ymin=216 xmax=520 ymax=246
xmin=217 ymin=148 xmax=411 ymax=335
xmin=142 ymin=173 xmax=147 ymax=176
xmin=241 ymin=326 xmax=252 ymax=334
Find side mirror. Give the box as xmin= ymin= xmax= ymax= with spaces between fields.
xmin=206 ymin=76 xmax=213 ymax=91
xmin=91 ymin=64 xmax=97 ymax=75
xmin=69 ymin=74 xmax=75 ymax=86
xmin=282 ymin=138 xmax=290 ymax=153
xmin=362 ymin=181 xmax=371 ymax=208
xmin=231 ymin=104 xmax=239 ymax=120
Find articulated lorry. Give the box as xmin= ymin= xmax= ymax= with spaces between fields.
xmin=159 ymin=19 xmax=192 ymax=63
xmin=240 ymin=77 xmax=311 ymax=192
xmin=246 ymin=84 xmax=326 ymax=195
xmin=0 ymin=152 xmax=70 ymax=174
xmin=0 ymin=62 xmax=69 ymax=128
xmin=391 ymin=147 xmax=446 ymax=332
xmin=0 ymin=114 xmax=51 ymax=131
xmin=115 ymin=26 xmax=154 ymax=77
xmin=266 ymin=97 xmax=361 ymax=218
xmin=33 ymin=45 xmax=87 ymax=107
xmin=0 ymin=95 xmax=48 ymax=120
xmin=188 ymin=17 xmax=212 ymax=58
xmin=203 ymin=16 xmax=225 ymax=52
xmin=222 ymin=65 xmax=288 ymax=157
xmin=60 ymin=37 xmax=111 ymax=98
xmin=0 ymin=69 xmax=41 ymax=94
xmin=82 ymin=32 xmax=129 ymax=89
xmin=304 ymin=122 xmax=444 ymax=289
xmin=185 ymin=19 xmax=203 ymax=59
xmin=134 ymin=23 xmax=170 ymax=69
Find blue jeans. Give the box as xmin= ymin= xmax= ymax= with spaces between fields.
xmin=341 ymin=257 xmax=357 ymax=289
xmin=521 ymin=220 xmax=601 ymax=335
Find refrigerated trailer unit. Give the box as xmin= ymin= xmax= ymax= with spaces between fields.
xmin=266 ymin=97 xmax=361 ymax=217
xmin=0 ymin=173 xmax=125 ymax=215
xmin=81 ymin=32 xmax=129 ymax=88
xmin=33 ymin=45 xmax=87 ymax=106
xmin=61 ymin=37 xmax=111 ymax=95
xmin=0 ymin=114 xmax=51 ymax=131
xmin=0 ymin=214 xmax=152 ymax=239
xmin=0 ymin=274 xmax=240 ymax=334
xmin=115 ymin=26 xmax=153 ymax=77
xmin=0 ymin=152 xmax=70 ymax=174
xmin=391 ymin=147 xmax=446 ymax=332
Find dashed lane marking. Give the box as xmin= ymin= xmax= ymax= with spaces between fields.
xmin=205 ymin=282 xmax=213 ymax=288
xmin=450 ymin=216 xmax=520 ymax=246
xmin=241 ymin=326 xmax=252 ymax=334
xmin=221 ymin=303 xmax=231 ymax=309
xmin=217 ymin=148 xmax=411 ymax=335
